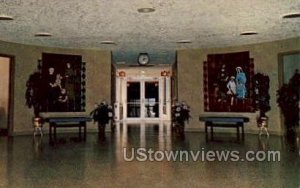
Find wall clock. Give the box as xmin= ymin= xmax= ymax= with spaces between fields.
xmin=138 ymin=53 xmax=150 ymax=65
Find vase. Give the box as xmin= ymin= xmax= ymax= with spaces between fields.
xmin=257 ymin=116 xmax=269 ymax=136
xmin=98 ymin=123 xmax=106 ymax=140
xmin=257 ymin=116 xmax=268 ymax=128
xmin=175 ymin=122 xmax=185 ymax=136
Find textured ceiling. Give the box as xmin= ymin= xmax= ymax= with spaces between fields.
xmin=0 ymin=0 xmax=299 ymax=53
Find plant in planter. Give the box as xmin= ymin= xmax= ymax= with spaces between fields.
xmin=253 ymin=73 xmax=271 ymax=135
xmin=171 ymin=101 xmax=191 ymax=135
xmin=277 ymin=70 xmax=300 ymax=135
xmin=25 ymin=71 xmax=43 ymax=117
xmin=90 ymin=101 xmax=114 ymax=138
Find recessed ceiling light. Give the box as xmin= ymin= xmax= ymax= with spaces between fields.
xmin=137 ymin=8 xmax=155 ymax=13
xmin=240 ymin=31 xmax=258 ymax=36
xmin=34 ymin=32 xmax=52 ymax=37
xmin=100 ymin=40 xmax=116 ymax=44
xmin=282 ymin=13 xmax=300 ymax=19
xmin=0 ymin=14 xmax=13 ymax=20
xmin=176 ymin=40 xmax=192 ymax=44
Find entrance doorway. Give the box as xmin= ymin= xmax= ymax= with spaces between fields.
xmin=114 ymin=65 xmax=172 ymax=122
xmin=126 ymin=80 xmax=159 ymax=119
xmin=0 ymin=55 xmax=14 ymax=136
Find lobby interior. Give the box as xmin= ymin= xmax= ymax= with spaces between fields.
xmin=0 ymin=1 xmax=299 ymax=187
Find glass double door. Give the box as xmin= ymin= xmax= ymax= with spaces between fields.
xmin=126 ymin=81 xmax=159 ymax=119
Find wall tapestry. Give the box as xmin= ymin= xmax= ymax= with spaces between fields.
xmin=203 ymin=51 xmax=255 ymax=112
xmin=40 ymin=53 xmax=86 ymax=112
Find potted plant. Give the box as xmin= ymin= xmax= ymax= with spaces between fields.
xmin=26 ymin=70 xmax=46 ymax=135
xmin=90 ymin=101 xmax=114 ymax=139
xmin=171 ymin=101 xmax=191 ymax=135
xmin=25 ymin=70 xmax=43 ymax=117
xmin=253 ymin=73 xmax=271 ymax=134
xmin=277 ymin=70 xmax=300 ymax=136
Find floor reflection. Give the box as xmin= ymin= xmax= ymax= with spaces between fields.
xmin=0 ymin=124 xmax=299 ymax=187
xmin=115 ymin=122 xmax=172 ymax=151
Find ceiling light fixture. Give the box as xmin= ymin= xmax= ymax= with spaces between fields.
xmin=100 ymin=40 xmax=116 ymax=44
xmin=240 ymin=31 xmax=258 ymax=36
xmin=282 ymin=13 xmax=300 ymax=19
xmin=34 ymin=32 xmax=52 ymax=37
xmin=176 ymin=40 xmax=192 ymax=44
xmin=137 ymin=7 xmax=155 ymax=13
xmin=0 ymin=14 xmax=13 ymax=20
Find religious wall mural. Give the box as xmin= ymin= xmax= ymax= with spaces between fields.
xmin=41 ymin=53 xmax=86 ymax=112
xmin=203 ymin=51 xmax=255 ymax=112
xmin=26 ymin=53 xmax=86 ymax=114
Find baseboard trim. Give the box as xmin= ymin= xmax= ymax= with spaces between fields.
xmin=12 ymin=128 xmax=108 ymax=136
xmin=184 ymin=127 xmax=284 ymax=136
xmin=12 ymin=127 xmax=284 ymax=136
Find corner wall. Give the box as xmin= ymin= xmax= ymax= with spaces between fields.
xmin=177 ymin=37 xmax=300 ymax=135
xmin=0 ymin=40 xmax=111 ymax=134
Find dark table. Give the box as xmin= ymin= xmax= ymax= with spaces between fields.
xmin=43 ymin=116 xmax=92 ymax=143
xmin=199 ymin=116 xmax=249 ymax=141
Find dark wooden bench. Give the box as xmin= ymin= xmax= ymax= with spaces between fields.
xmin=199 ymin=116 xmax=249 ymax=141
xmin=42 ymin=116 xmax=92 ymax=143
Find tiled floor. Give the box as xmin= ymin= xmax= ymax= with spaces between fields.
xmin=0 ymin=123 xmax=299 ymax=187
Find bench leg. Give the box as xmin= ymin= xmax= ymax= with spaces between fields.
xmin=241 ymin=124 xmax=245 ymax=140
xmin=54 ymin=124 xmax=57 ymax=142
xmin=210 ymin=126 xmax=214 ymax=140
xmin=236 ymin=126 xmax=240 ymax=141
xmin=49 ymin=123 xmax=53 ymax=143
xmin=80 ymin=122 xmax=86 ymax=141
xmin=205 ymin=123 xmax=208 ymax=142
xmin=79 ymin=125 xmax=82 ymax=139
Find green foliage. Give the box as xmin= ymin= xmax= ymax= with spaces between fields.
xmin=277 ymin=70 xmax=300 ymax=128
xmin=253 ymin=73 xmax=271 ymax=117
xmin=172 ymin=102 xmax=191 ymax=128
xmin=90 ymin=102 xmax=114 ymax=126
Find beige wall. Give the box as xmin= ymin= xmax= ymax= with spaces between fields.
xmin=0 ymin=36 xmax=299 ymax=135
xmin=0 ymin=40 xmax=111 ymax=134
xmin=177 ymin=37 xmax=300 ymax=135
xmin=0 ymin=57 xmax=10 ymax=129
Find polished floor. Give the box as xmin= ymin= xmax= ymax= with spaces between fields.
xmin=0 ymin=123 xmax=299 ymax=188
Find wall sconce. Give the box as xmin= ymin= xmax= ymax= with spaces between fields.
xmin=118 ymin=71 xmax=126 ymax=77
xmin=161 ymin=70 xmax=170 ymax=77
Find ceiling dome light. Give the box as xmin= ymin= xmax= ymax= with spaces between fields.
xmin=240 ymin=31 xmax=258 ymax=36
xmin=282 ymin=13 xmax=300 ymax=19
xmin=100 ymin=40 xmax=116 ymax=44
xmin=137 ymin=8 xmax=155 ymax=13
xmin=34 ymin=32 xmax=52 ymax=37
xmin=176 ymin=40 xmax=192 ymax=44
xmin=0 ymin=14 xmax=13 ymax=20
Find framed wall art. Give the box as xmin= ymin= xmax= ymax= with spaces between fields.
xmin=40 ymin=53 xmax=86 ymax=112
xmin=203 ymin=51 xmax=255 ymax=112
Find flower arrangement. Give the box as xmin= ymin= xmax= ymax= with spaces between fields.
xmin=253 ymin=73 xmax=271 ymax=118
xmin=277 ymin=70 xmax=300 ymax=132
xmin=253 ymin=73 xmax=271 ymax=133
xmin=171 ymin=101 xmax=191 ymax=132
xmin=25 ymin=71 xmax=43 ymax=116
xmin=90 ymin=101 xmax=114 ymax=128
